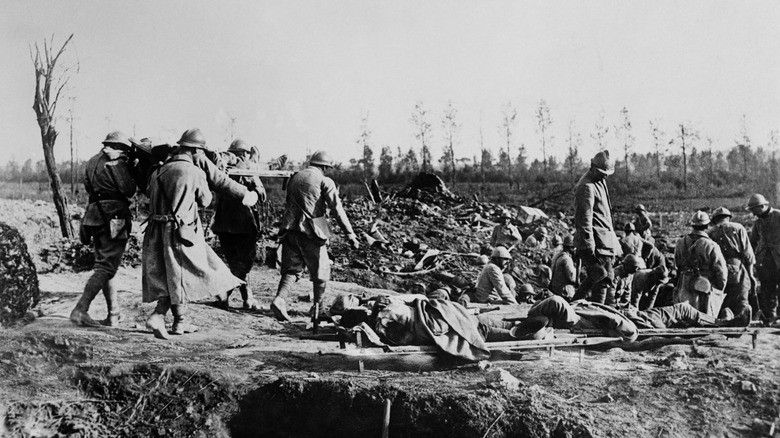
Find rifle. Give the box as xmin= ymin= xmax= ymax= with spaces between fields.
xmin=227 ymin=169 xmax=295 ymax=190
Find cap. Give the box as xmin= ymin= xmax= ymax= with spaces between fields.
xmin=689 ymin=211 xmax=710 ymax=226
xmin=590 ymin=150 xmax=615 ymax=175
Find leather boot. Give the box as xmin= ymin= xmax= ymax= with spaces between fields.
xmin=100 ymin=278 xmax=122 ymax=327
xmin=171 ymin=304 xmax=199 ymax=335
xmin=271 ymin=274 xmax=296 ymax=322
xmin=70 ymin=274 xmax=103 ymax=327
xmin=240 ymin=284 xmax=258 ymax=310
xmin=146 ymin=297 xmax=171 ymax=340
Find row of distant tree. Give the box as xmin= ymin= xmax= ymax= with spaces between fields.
xmin=5 ymin=99 xmax=778 ymax=199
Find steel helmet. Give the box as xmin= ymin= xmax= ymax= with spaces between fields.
xmin=498 ymin=209 xmax=513 ymax=219
xmin=228 ymin=139 xmax=251 ymax=153
xmin=102 ymin=131 xmax=131 ymax=148
xmin=177 ymin=128 xmax=207 ymax=149
xmin=689 ymin=211 xmax=710 ymax=226
xmin=562 ymin=235 xmax=575 ymax=247
xmin=711 ymin=207 xmax=732 ymax=219
xmin=747 ymin=194 xmax=769 ymax=209
xmin=490 ymin=246 xmax=512 ymax=260
xmin=635 ymin=204 xmax=646 ymax=213
xmin=590 ymin=150 xmax=615 ymax=175
xmin=129 ymin=137 xmax=152 ymax=155
xmin=622 ymin=254 xmax=645 ymax=269
xmin=517 ymin=284 xmax=536 ymax=296
xmin=551 ymin=235 xmax=563 ymax=246
xmin=624 ymin=222 xmax=636 ymax=232
xmin=309 ymin=150 xmax=334 ymax=168
xmin=534 ymin=264 xmax=552 ymax=281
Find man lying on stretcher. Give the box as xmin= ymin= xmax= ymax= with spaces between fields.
xmin=332 ymin=294 xmax=750 ymax=362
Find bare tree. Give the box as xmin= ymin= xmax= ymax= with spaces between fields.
xmin=31 ymin=34 xmax=77 ymax=238
xmin=674 ymin=122 xmax=699 ymax=191
xmin=479 ymin=116 xmax=486 ymax=186
xmin=440 ymin=101 xmax=460 ymax=186
xmin=590 ymin=112 xmax=610 ymax=151
xmin=500 ymin=102 xmax=517 ymax=187
xmin=649 ymin=120 xmax=665 ymax=180
xmin=535 ymin=99 xmax=553 ymax=172
xmin=615 ymin=106 xmax=634 ymax=182
xmin=736 ymin=114 xmax=752 ymax=178
xmin=410 ymin=102 xmax=432 ymax=172
xmin=565 ymin=120 xmax=582 ymax=182
xmin=356 ymin=111 xmax=374 ymax=180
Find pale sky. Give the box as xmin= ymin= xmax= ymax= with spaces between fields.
xmin=1 ymin=0 xmax=778 ymax=168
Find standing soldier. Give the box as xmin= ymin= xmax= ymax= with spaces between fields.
xmin=747 ymin=193 xmax=780 ymax=325
xmin=211 ymin=139 xmax=267 ymax=310
xmin=674 ymin=211 xmax=728 ymax=317
xmin=142 ymin=129 xmax=257 ymax=339
xmin=634 ymin=204 xmax=653 ymax=240
xmin=71 ymin=131 xmax=137 ymax=327
xmin=573 ymin=150 xmax=621 ymax=305
xmin=708 ymin=207 xmax=755 ymax=321
xmin=271 ymin=150 xmax=359 ymax=323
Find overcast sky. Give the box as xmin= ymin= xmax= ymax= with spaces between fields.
xmin=1 ymin=0 xmax=778 ymax=167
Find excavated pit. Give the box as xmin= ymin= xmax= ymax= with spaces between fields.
xmin=5 ymin=362 xmax=593 ymax=437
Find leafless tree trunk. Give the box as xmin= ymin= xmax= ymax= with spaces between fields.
xmin=31 ymin=34 xmax=76 ymax=238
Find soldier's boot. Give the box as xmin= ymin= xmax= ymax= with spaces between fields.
xmin=214 ymin=288 xmax=234 ymax=310
xmin=100 ymin=278 xmax=122 ymax=327
xmin=70 ymin=275 xmax=103 ymax=327
xmin=240 ymin=284 xmax=258 ymax=310
xmin=171 ymin=304 xmax=199 ymax=335
xmin=271 ymin=274 xmax=295 ymax=322
xmin=699 ymin=313 xmax=719 ymax=327
xmin=146 ymin=297 xmax=171 ymax=340
xmin=310 ymin=280 xmax=328 ymax=333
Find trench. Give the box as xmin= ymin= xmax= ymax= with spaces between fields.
xmin=4 ymin=363 xmax=595 ymax=437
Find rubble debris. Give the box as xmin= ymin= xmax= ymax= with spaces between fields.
xmin=0 ymin=222 xmax=40 ymax=326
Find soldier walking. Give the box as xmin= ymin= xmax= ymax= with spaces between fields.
xmin=71 ymin=131 xmax=136 ymax=327
xmin=271 ymin=150 xmax=359 ymax=323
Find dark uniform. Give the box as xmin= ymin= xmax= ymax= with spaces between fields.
xmin=71 ymin=132 xmax=136 ymax=326
xmin=212 ymin=148 xmax=266 ymax=309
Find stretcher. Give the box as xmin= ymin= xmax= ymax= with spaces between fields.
xmin=571 ymin=327 xmax=760 ymax=349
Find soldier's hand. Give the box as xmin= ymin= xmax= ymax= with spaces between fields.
xmin=241 ymin=190 xmax=259 ymax=207
xmin=256 ymin=188 xmax=267 ymax=203
xmin=348 ymin=235 xmax=360 ymax=249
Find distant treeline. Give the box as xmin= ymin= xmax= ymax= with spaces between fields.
xmin=3 ymin=140 xmax=776 ymax=202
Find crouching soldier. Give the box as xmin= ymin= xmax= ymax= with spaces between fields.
xmin=71 ymin=131 xmax=136 ymax=327
xmin=211 ymin=139 xmax=267 ymax=310
xmin=459 ymin=247 xmax=518 ymax=305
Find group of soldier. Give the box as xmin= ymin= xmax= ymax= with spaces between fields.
xmin=474 ymin=149 xmax=779 ymax=330
xmin=70 ymin=129 xmax=358 ymax=339
xmin=69 ymin=129 xmax=780 ymax=344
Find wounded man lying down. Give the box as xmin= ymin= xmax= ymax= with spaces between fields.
xmin=369 ymin=295 xmax=750 ymax=362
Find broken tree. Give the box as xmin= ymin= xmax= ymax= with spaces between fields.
xmin=31 ymin=34 xmax=77 ymax=239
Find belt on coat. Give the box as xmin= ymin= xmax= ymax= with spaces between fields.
xmin=149 ymin=214 xmax=176 ymax=222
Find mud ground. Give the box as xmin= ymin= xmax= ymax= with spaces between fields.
xmin=1 ymin=199 xmax=780 ymax=437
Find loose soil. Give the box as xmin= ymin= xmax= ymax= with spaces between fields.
xmin=1 ymin=198 xmax=779 ymax=438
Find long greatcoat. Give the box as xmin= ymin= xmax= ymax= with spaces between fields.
xmin=142 ymin=153 xmax=242 ymax=304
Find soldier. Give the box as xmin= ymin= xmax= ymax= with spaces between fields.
xmin=489 ymin=209 xmax=522 ymax=249
xmin=747 ymin=193 xmax=780 ymax=324
xmin=271 ymin=150 xmax=359 ymax=323
xmin=640 ymin=239 xmax=666 ymax=270
xmin=613 ymin=254 xmax=645 ymax=307
xmin=71 ymin=131 xmax=137 ymax=327
xmin=620 ymin=222 xmax=643 ymax=256
xmin=673 ymin=211 xmax=728 ymax=317
xmin=550 ymin=235 xmax=577 ymax=300
xmin=524 ymin=227 xmax=550 ymax=248
xmin=142 ymin=129 xmax=257 ymax=339
xmin=633 ymin=204 xmax=653 ymax=240
xmin=708 ymin=207 xmax=755 ymax=322
xmin=211 ymin=139 xmax=267 ymax=310
xmin=573 ymin=150 xmax=621 ymax=305
xmin=460 ymin=247 xmax=518 ymax=305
